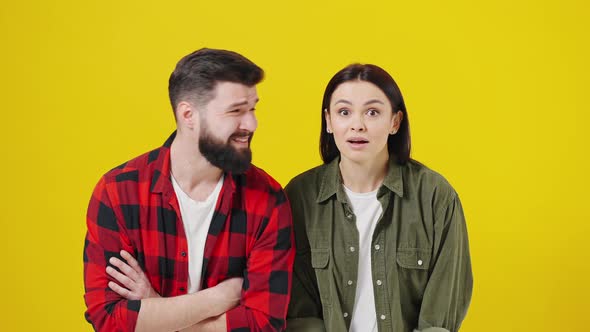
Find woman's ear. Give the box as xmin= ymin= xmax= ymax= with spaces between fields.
xmin=390 ymin=111 xmax=404 ymax=135
xmin=324 ymin=108 xmax=333 ymax=134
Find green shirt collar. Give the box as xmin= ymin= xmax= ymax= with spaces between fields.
xmin=316 ymin=156 xmax=404 ymax=203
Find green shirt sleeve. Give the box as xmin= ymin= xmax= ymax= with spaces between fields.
xmin=416 ymin=194 xmax=473 ymax=332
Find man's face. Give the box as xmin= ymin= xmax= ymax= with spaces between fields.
xmin=198 ymin=82 xmax=259 ymax=173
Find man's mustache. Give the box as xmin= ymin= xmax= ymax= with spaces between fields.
xmin=230 ymin=131 xmax=253 ymax=140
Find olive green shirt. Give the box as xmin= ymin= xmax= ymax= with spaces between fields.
xmin=285 ymin=157 xmax=472 ymax=332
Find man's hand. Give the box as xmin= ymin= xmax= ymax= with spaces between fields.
xmin=107 ymin=249 xmax=243 ymax=332
xmin=106 ymin=250 xmax=161 ymax=300
xmin=107 ymin=249 xmax=243 ymax=311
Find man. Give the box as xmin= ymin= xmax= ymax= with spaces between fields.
xmin=83 ymin=48 xmax=295 ymax=332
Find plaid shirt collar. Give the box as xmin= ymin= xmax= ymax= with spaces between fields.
xmin=150 ymin=131 xmax=238 ymax=197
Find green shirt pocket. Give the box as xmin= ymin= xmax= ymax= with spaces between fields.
xmin=311 ymin=248 xmax=329 ymax=268
xmin=311 ymin=248 xmax=331 ymax=306
xmin=396 ymin=248 xmax=432 ymax=307
xmin=396 ymin=248 xmax=431 ymax=270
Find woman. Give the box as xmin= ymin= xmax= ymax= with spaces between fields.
xmin=286 ymin=64 xmax=472 ymax=332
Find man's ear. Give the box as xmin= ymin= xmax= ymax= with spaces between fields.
xmin=176 ymin=101 xmax=198 ymax=130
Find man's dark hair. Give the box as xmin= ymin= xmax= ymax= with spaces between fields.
xmin=168 ymin=48 xmax=264 ymax=112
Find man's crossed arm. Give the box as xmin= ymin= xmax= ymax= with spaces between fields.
xmin=107 ymin=250 xmax=242 ymax=332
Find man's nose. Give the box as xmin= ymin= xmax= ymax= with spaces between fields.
xmin=240 ymin=111 xmax=258 ymax=133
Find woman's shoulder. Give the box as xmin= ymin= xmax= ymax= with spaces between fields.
xmin=402 ymin=159 xmax=458 ymax=204
xmin=285 ymin=164 xmax=327 ymax=193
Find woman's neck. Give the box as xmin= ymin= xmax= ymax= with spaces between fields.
xmin=339 ymin=152 xmax=389 ymax=193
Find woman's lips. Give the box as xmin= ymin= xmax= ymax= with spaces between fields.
xmin=346 ymin=137 xmax=369 ymax=149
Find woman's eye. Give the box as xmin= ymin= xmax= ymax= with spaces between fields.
xmin=338 ymin=109 xmax=350 ymax=116
xmin=367 ymin=109 xmax=379 ymax=116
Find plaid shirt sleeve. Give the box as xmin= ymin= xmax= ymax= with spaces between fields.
xmin=225 ymin=187 xmax=296 ymax=332
xmin=83 ymin=176 xmax=141 ymax=332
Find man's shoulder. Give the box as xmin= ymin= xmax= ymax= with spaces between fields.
xmin=240 ymin=165 xmax=289 ymax=208
xmin=243 ymin=164 xmax=284 ymax=192
xmin=101 ymin=147 xmax=163 ymax=184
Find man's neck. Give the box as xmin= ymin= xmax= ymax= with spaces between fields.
xmin=170 ymin=133 xmax=223 ymax=201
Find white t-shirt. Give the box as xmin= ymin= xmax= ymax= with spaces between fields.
xmin=171 ymin=174 xmax=224 ymax=293
xmin=344 ymin=185 xmax=382 ymax=332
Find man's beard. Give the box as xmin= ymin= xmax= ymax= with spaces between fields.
xmin=199 ymin=124 xmax=253 ymax=174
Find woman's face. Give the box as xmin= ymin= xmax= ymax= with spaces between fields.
xmin=326 ymin=80 xmax=402 ymax=165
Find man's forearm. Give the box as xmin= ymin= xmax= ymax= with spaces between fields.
xmin=135 ymin=287 xmax=223 ymax=332
xmin=180 ymin=313 xmax=227 ymax=332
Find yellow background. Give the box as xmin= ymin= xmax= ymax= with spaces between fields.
xmin=1 ymin=0 xmax=588 ymax=330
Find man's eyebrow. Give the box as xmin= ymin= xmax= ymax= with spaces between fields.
xmin=226 ymin=98 xmax=259 ymax=110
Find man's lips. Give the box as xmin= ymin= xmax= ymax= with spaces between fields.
xmin=230 ymin=133 xmax=252 ymax=144
xmin=232 ymin=136 xmax=249 ymax=143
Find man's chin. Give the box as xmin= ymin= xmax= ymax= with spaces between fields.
xmin=231 ymin=145 xmax=252 ymax=156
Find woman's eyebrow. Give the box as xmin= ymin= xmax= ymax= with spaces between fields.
xmin=364 ymin=99 xmax=385 ymax=105
xmin=333 ymin=99 xmax=352 ymax=105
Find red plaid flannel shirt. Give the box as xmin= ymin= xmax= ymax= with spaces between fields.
xmin=83 ymin=132 xmax=295 ymax=331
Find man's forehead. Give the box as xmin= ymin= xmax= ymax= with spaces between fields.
xmin=205 ymin=82 xmax=256 ymax=109
xmin=214 ymin=81 xmax=257 ymax=97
